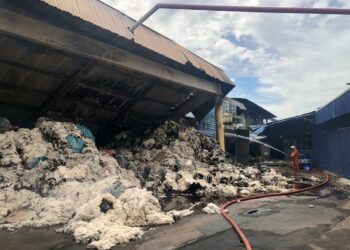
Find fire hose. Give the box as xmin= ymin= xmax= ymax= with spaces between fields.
xmin=220 ymin=170 xmax=330 ymax=250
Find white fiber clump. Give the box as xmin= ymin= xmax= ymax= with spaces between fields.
xmin=337 ymin=177 xmax=350 ymax=187
xmin=0 ymin=118 xmax=300 ymax=249
xmin=0 ymin=118 xmax=192 ymax=250
xmin=61 ymin=189 xmax=175 ymax=250
xmin=202 ymin=203 xmax=221 ymax=214
xmin=115 ymin=121 xmax=295 ymax=198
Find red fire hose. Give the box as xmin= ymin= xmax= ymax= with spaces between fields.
xmin=220 ymin=171 xmax=330 ymax=250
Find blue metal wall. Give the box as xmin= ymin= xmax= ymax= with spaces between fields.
xmin=316 ymin=89 xmax=350 ymax=124
xmin=314 ymin=122 xmax=350 ymax=178
xmin=198 ymin=108 xmax=216 ymax=138
xmin=314 ymin=89 xmax=350 ymax=178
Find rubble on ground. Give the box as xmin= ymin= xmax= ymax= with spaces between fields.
xmin=0 ymin=118 xmax=191 ymax=250
xmin=0 ymin=118 xmax=304 ymax=249
xmin=114 ymin=121 xmax=294 ymax=198
xmin=337 ymin=177 xmax=350 ymax=187
xmin=308 ymin=176 xmax=321 ymax=182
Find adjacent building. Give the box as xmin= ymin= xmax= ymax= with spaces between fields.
xmin=198 ymin=97 xmax=276 ymax=163
xmin=258 ymin=89 xmax=350 ymax=178
xmin=262 ymin=112 xmax=315 ymax=161
xmin=313 ymin=89 xmax=350 ymax=178
xmin=198 ymin=98 xmax=275 ymax=136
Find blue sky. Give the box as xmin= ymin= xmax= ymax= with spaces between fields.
xmin=102 ymin=0 xmax=350 ymax=118
xmin=227 ymin=76 xmax=283 ymax=106
xmin=224 ymin=35 xmax=283 ymax=109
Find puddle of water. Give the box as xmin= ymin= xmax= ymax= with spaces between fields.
xmin=247 ymin=209 xmax=259 ymax=215
xmin=160 ymin=194 xmax=237 ymax=212
xmin=237 ymin=206 xmax=278 ymax=217
xmin=294 ymin=182 xmax=313 ymax=190
xmin=160 ymin=195 xmax=203 ymax=212
xmin=0 ymin=227 xmax=86 ymax=250
xmin=332 ymin=189 xmax=349 ymax=200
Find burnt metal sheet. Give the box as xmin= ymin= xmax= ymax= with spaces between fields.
xmin=233 ymin=98 xmax=276 ymax=119
xmin=41 ymin=0 xmax=230 ymax=83
xmin=225 ymin=98 xmax=246 ymax=111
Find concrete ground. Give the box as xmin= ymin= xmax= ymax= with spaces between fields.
xmin=1 ymin=173 xmax=350 ymax=250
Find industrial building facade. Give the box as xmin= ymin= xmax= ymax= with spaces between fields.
xmin=198 ymin=97 xmax=276 ymax=163
xmin=313 ymin=89 xmax=350 ymax=178
xmin=263 ymin=112 xmax=315 ymax=161
xmin=260 ymin=89 xmax=350 ymax=178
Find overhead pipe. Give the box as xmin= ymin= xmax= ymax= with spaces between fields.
xmin=128 ymin=3 xmax=350 ymax=33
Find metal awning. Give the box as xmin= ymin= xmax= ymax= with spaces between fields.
xmin=0 ymin=0 xmax=234 ymax=127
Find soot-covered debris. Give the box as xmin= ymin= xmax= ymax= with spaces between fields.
xmin=114 ymin=120 xmax=294 ymax=198
xmin=0 ymin=118 xmax=192 ymax=250
xmin=0 ymin=118 xmax=314 ymax=249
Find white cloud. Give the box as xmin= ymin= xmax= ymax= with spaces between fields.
xmin=101 ymin=0 xmax=350 ymax=118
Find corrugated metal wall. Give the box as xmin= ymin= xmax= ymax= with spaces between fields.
xmin=314 ymin=122 xmax=350 ymax=178
xmin=198 ymin=108 xmax=216 ymax=138
xmin=316 ymin=90 xmax=350 ymax=124
xmin=314 ymin=89 xmax=350 ymax=178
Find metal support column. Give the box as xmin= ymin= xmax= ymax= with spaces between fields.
xmin=216 ymin=96 xmax=225 ymax=151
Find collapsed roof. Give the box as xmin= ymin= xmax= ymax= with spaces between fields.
xmin=0 ymin=0 xmax=234 ymax=127
xmin=232 ymin=98 xmax=276 ymax=119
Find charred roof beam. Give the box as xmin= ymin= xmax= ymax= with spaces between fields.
xmin=27 ymin=60 xmax=96 ymax=121
xmin=77 ymin=82 xmax=175 ymax=107
xmin=0 ymin=58 xmax=68 ymax=79
xmin=0 ymin=81 xmax=50 ymax=95
xmin=114 ymin=82 xmax=158 ymax=122
xmin=169 ymin=92 xmax=213 ymax=121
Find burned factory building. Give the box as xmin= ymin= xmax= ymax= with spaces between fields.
xmin=261 ymin=112 xmax=315 ymax=161
xmin=1 ymin=1 xmax=350 ymax=250
xmin=198 ymin=97 xmax=276 ymax=163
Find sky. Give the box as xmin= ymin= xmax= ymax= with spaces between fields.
xmin=101 ymin=0 xmax=350 ymax=118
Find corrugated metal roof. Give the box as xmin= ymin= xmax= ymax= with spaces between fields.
xmin=250 ymin=125 xmax=267 ymax=136
xmin=316 ymin=89 xmax=350 ymax=124
xmin=267 ymin=112 xmax=315 ymax=126
xmin=41 ymin=0 xmax=230 ymax=83
xmin=224 ymin=98 xmax=246 ymax=111
xmin=232 ymin=98 xmax=276 ymax=119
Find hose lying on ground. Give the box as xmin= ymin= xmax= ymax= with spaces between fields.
xmin=220 ymin=170 xmax=330 ymax=250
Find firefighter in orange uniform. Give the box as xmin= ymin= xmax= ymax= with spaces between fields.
xmin=290 ymin=146 xmax=300 ymax=171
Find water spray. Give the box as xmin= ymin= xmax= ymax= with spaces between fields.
xmin=225 ymin=133 xmax=290 ymax=157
